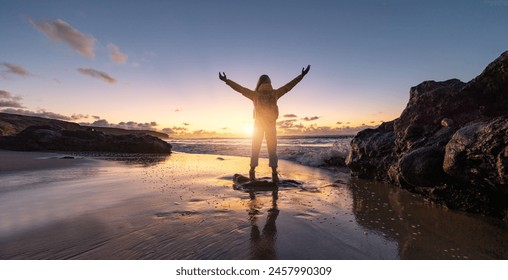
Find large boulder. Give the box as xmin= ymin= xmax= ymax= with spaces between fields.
xmin=398 ymin=145 xmax=449 ymax=189
xmin=394 ymin=79 xmax=466 ymax=155
xmin=346 ymin=51 xmax=508 ymax=219
xmin=444 ymin=117 xmax=508 ymax=188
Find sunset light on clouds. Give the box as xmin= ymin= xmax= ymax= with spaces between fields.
xmin=2 ymin=0 xmax=508 ymax=137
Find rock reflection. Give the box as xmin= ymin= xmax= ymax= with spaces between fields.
xmin=248 ymin=190 xmax=279 ymax=260
xmin=349 ymin=178 xmax=508 ymax=259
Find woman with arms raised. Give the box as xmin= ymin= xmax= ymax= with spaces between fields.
xmin=219 ymin=65 xmax=310 ymax=183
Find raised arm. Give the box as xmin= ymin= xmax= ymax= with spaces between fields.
xmin=219 ymin=72 xmax=256 ymax=100
xmin=275 ymin=65 xmax=310 ymax=99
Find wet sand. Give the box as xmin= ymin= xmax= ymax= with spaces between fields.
xmin=0 ymin=150 xmax=507 ymax=259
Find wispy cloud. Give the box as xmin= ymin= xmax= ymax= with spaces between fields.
xmin=301 ymin=116 xmax=320 ymax=121
xmin=30 ymin=18 xmax=96 ymax=60
xmin=1 ymin=62 xmax=31 ymax=77
xmin=0 ymin=90 xmax=24 ymax=108
xmin=84 ymin=119 xmax=159 ymax=130
xmin=162 ymin=126 xmax=188 ymax=134
xmin=107 ymin=43 xmax=128 ymax=64
xmin=77 ymin=68 xmax=116 ymax=84
xmin=0 ymin=100 xmax=22 ymax=108
xmin=277 ymin=119 xmax=300 ymax=129
xmin=1 ymin=108 xmax=89 ymax=121
xmin=276 ymin=118 xmax=376 ymax=135
xmin=0 ymin=90 xmax=18 ymax=99
xmin=190 ymin=130 xmax=221 ymax=137
xmin=2 ymin=108 xmax=163 ymax=132
xmin=71 ymin=113 xmax=89 ymax=120
xmin=283 ymin=114 xmax=298 ymax=118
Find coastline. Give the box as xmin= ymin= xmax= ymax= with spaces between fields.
xmin=0 ymin=150 xmax=506 ymax=259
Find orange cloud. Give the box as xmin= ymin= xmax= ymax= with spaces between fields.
xmin=276 ymin=119 xmax=377 ymax=136
xmin=108 ymin=43 xmax=128 ymax=64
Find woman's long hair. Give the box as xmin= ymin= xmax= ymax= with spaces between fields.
xmin=256 ymin=74 xmax=271 ymax=91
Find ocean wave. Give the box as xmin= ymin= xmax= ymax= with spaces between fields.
xmin=169 ymin=136 xmax=352 ymax=168
xmin=278 ymin=140 xmax=350 ymax=167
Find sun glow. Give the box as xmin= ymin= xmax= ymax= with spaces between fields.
xmin=242 ymin=123 xmax=253 ymax=137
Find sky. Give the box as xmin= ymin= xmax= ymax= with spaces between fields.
xmin=1 ymin=0 xmax=508 ymax=138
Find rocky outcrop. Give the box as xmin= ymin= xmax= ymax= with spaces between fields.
xmin=346 ymin=51 xmax=508 ymax=219
xmin=0 ymin=113 xmax=81 ymax=136
xmin=444 ymin=117 xmax=508 ymax=187
xmin=0 ymin=112 xmax=169 ymax=139
xmin=0 ymin=114 xmax=172 ymax=154
xmin=87 ymin=126 xmax=169 ymax=140
xmin=346 ymin=120 xmax=396 ymax=180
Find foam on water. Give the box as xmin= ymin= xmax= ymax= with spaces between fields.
xmin=168 ymin=135 xmax=353 ymax=167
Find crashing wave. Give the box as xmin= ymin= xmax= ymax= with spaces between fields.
xmin=170 ymin=136 xmax=352 ymax=168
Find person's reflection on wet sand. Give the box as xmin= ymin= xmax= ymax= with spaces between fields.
xmin=249 ymin=190 xmax=279 ymax=259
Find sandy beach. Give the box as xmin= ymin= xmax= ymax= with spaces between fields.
xmin=0 ymin=149 xmax=507 ymax=259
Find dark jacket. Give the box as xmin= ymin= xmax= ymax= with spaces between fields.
xmin=225 ymin=74 xmax=303 ymax=121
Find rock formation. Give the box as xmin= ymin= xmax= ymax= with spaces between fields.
xmin=0 ymin=112 xmax=169 ymax=139
xmin=0 ymin=113 xmax=172 ymax=154
xmin=346 ymin=51 xmax=508 ymax=220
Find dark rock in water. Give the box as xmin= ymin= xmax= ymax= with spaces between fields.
xmin=233 ymin=174 xmax=251 ymax=184
xmin=232 ymin=173 xmax=303 ymax=191
xmin=346 ymin=120 xmax=396 ymax=180
xmin=233 ymin=174 xmax=277 ymax=190
xmin=346 ymin=51 xmax=508 ymax=219
xmin=0 ymin=125 xmax=172 ymax=154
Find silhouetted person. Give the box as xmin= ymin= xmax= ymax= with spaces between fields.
xmin=219 ymin=65 xmax=310 ymax=182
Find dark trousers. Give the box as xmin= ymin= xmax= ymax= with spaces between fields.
xmin=250 ymin=118 xmax=277 ymax=168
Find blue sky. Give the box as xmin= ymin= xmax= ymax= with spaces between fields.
xmin=1 ymin=0 xmax=508 ymax=137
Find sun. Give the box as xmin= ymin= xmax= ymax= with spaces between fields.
xmin=242 ymin=123 xmax=253 ymax=137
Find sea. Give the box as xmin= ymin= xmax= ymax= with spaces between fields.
xmin=168 ymin=135 xmax=353 ymax=167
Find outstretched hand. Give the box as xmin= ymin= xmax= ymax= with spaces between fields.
xmin=219 ymin=72 xmax=227 ymax=82
xmin=302 ymin=65 xmax=311 ymax=77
